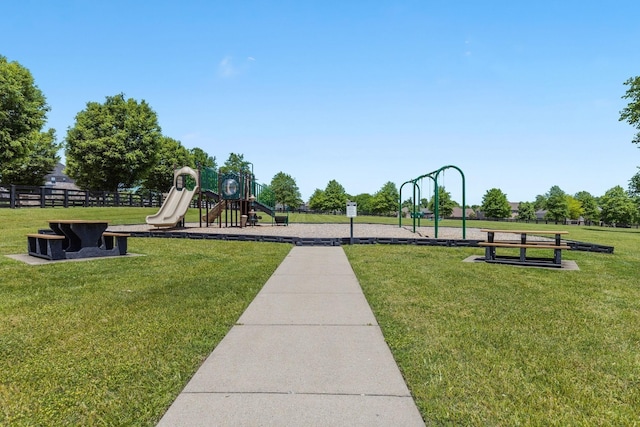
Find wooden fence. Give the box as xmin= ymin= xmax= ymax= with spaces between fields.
xmin=0 ymin=184 xmax=164 ymax=209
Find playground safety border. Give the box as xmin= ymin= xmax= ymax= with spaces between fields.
xmin=125 ymin=231 xmax=614 ymax=253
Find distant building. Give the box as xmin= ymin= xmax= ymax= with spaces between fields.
xmin=449 ymin=207 xmax=475 ymax=219
xmin=44 ymin=163 xmax=79 ymax=190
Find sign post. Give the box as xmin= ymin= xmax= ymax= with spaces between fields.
xmin=346 ymin=201 xmax=357 ymax=245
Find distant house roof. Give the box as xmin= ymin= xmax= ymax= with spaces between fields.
xmin=450 ymin=207 xmax=475 ymax=218
xmin=44 ymin=163 xmax=78 ymax=189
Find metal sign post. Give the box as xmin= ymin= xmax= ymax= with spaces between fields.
xmin=346 ymin=201 xmax=357 ymax=245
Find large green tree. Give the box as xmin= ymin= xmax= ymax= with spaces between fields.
xmin=307 ymin=188 xmax=326 ymax=211
xmin=1 ymin=129 xmax=60 ymax=185
xmin=270 ymin=172 xmax=302 ymax=210
xmin=354 ymin=193 xmax=374 ymax=215
xmin=566 ymin=195 xmax=583 ymax=220
xmin=65 ymin=93 xmax=162 ymax=191
xmin=533 ymin=194 xmax=547 ymax=211
xmin=428 ymin=186 xmax=456 ymax=218
xmin=516 ymin=201 xmax=536 ymax=221
xmin=620 ymin=76 xmax=640 ymax=145
xmin=371 ymin=181 xmax=399 ymax=215
xmin=599 ymin=185 xmax=636 ymax=226
xmin=190 ymin=147 xmax=216 ymax=170
xmin=321 ymin=180 xmax=348 ymax=212
xmin=575 ymin=191 xmax=600 ymax=224
xmin=544 ymin=185 xmax=569 ymax=222
xmin=0 ymin=55 xmax=49 ymax=165
xmin=629 ymin=168 xmax=640 ymax=196
xmin=220 ymin=152 xmax=251 ymax=175
xmin=481 ymin=188 xmax=511 ymax=219
xmin=141 ymin=136 xmax=192 ymax=192
xmin=0 ymin=55 xmax=57 ymax=184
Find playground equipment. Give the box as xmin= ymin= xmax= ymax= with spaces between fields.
xmin=199 ymin=168 xmax=275 ymax=228
xmin=146 ymin=166 xmax=200 ymax=227
xmin=146 ymin=165 xmax=276 ymax=228
xmin=399 ymin=165 xmax=466 ymax=239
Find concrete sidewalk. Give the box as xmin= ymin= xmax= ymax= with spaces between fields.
xmin=157 ymin=246 xmax=425 ymax=426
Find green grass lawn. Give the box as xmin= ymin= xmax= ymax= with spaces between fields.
xmin=345 ymin=224 xmax=640 ymax=425
xmin=2 ymin=208 xmax=639 ymax=425
xmin=0 ymin=208 xmax=291 ymax=425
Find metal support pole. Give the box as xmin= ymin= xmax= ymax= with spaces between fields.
xmin=350 ymin=217 xmax=354 ymax=245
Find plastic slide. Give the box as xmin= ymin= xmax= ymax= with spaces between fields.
xmin=146 ymin=166 xmax=200 ymax=227
xmin=201 ymin=200 xmax=226 ymax=223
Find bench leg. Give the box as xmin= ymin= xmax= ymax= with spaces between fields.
xmin=100 ymin=235 xmax=128 ymax=255
xmin=554 ymin=249 xmax=562 ymax=265
xmin=520 ymin=247 xmax=526 ymax=262
xmin=47 ymin=239 xmax=66 ymax=260
xmin=101 ymin=235 xmax=115 ymax=250
xmin=115 ymin=236 xmax=128 ymax=255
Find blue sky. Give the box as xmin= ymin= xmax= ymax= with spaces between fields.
xmin=3 ymin=1 xmax=639 ymax=205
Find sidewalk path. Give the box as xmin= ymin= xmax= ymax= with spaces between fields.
xmin=157 ymin=246 xmax=425 ymax=426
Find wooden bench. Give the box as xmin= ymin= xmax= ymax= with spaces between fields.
xmin=479 ymin=229 xmax=570 ymax=267
xmin=101 ymin=232 xmax=130 ymax=255
xmin=27 ymin=233 xmax=66 ymax=260
xmin=274 ymin=216 xmax=288 ymax=226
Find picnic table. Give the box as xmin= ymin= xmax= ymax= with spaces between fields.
xmin=27 ymin=220 xmax=129 ymax=260
xmin=478 ymin=229 xmax=570 ymax=268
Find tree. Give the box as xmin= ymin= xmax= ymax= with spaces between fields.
xmin=371 ymin=181 xmax=399 ymax=215
xmin=566 ymin=195 xmax=583 ymax=220
xmin=600 ymin=185 xmax=636 ymax=226
xmin=619 ymin=76 xmax=640 ymax=145
xmin=480 ymin=188 xmax=511 ymax=219
xmin=401 ymin=198 xmax=413 ymax=211
xmin=534 ymin=194 xmax=547 ymax=211
xmin=354 ymin=193 xmax=374 ymax=215
xmin=220 ymin=153 xmax=250 ymax=175
xmin=321 ymin=180 xmax=348 ymax=212
xmin=428 ymin=186 xmax=455 ymax=218
xmin=0 ymin=55 xmax=50 ymax=168
xmin=270 ymin=172 xmax=302 ymax=210
xmin=575 ymin=191 xmax=599 ymax=224
xmin=516 ymin=201 xmax=536 ymax=221
xmin=544 ymin=185 xmax=569 ymax=222
xmin=629 ymin=168 xmax=640 ymax=196
xmin=308 ymin=188 xmax=326 ymax=211
xmin=140 ymin=136 xmax=192 ymax=192
xmin=0 ymin=129 xmax=60 ymax=185
xmin=190 ymin=147 xmax=216 ymax=170
xmin=65 ymin=93 xmax=162 ymax=191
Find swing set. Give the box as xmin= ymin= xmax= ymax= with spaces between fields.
xmin=399 ymin=165 xmax=466 ymax=239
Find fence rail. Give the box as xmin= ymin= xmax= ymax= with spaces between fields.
xmin=0 ymin=184 xmax=164 ymax=209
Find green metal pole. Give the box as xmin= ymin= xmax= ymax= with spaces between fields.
xmin=434 ymin=174 xmax=439 ymax=238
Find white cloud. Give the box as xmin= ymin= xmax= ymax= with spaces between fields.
xmin=218 ymin=56 xmax=236 ymax=78
xmin=217 ymin=56 xmax=256 ymax=78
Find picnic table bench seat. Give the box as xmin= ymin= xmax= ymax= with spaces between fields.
xmin=101 ymin=232 xmax=130 ymax=255
xmin=27 ymin=233 xmax=66 ymax=260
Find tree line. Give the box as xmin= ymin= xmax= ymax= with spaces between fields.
xmin=477 ymin=185 xmax=637 ymax=227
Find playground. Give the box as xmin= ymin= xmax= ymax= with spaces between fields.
xmin=145 ymin=165 xmax=281 ymax=229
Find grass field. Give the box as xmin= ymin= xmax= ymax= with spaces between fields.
xmin=0 ymin=208 xmax=291 ymax=425
xmin=345 ymin=223 xmax=640 ymax=425
xmin=1 ymin=208 xmax=639 ymax=425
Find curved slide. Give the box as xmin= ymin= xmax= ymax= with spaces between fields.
xmin=146 ymin=166 xmax=200 ymax=228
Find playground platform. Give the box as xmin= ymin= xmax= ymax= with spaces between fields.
xmin=156 ymin=246 xmax=425 ymax=426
